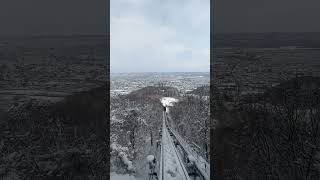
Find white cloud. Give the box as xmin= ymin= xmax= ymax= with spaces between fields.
xmin=111 ymin=0 xmax=209 ymax=72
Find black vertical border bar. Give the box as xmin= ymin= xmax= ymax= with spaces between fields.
xmin=106 ymin=0 xmax=111 ymax=179
xmin=211 ymin=0 xmax=225 ymax=179
xmin=210 ymin=0 xmax=214 ymax=179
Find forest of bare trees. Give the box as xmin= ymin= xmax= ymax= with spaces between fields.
xmin=211 ymin=76 xmax=320 ymax=179
xmin=1 ymin=85 xmax=109 ymax=179
xmin=110 ymin=86 xmax=164 ymax=174
xmin=170 ymin=85 xmax=210 ymax=161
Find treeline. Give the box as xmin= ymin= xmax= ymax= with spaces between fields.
xmin=1 ymin=85 xmax=109 ymax=179
xmin=212 ymin=76 xmax=320 ymax=179
xmin=110 ymin=86 xmax=164 ymax=174
xmin=170 ymin=85 xmax=210 ymax=160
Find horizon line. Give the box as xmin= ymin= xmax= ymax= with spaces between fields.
xmin=110 ymin=71 xmax=209 ymax=74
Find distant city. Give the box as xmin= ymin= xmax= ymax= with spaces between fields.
xmin=111 ymin=72 xmax=209 ymax=96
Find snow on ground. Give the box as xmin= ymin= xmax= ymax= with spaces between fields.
xmin=147 ymin=155 xmax=155 ymax=162
xmin=111 ymin=114 xmax=124 ymax=124
xmin=110 ymin=172 xmax=143 ymax=180
xmin=110 ymin=142 xmax=135 ymax=171
xmin=111 ymin=142 xmax=129 ymax=153
xmin=161 ymin=97 xmax=179 ymax=107
xmin=188 ymin=155 xmax=196 ymax=163
xmin=129 ymin=135 xmax=158 ymax=180
xmin=119 ymin=152 xmax=135 ymax=171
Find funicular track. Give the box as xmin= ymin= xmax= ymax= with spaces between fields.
xmin=158 ymin=110 xmax=210 ymax=180
xmin=159 ymin=111 xmax=191 ymax=180
xmin=168 ymin=126 xmax=210 ymax=180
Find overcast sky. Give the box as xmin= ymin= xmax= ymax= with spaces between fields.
xmin=214 ymin=0 xmax=320 ymax=33
xmin=111 ymin=0 xmax=210 ymax=73
xmin=0 ymin=0 xmax=107 ymax=36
